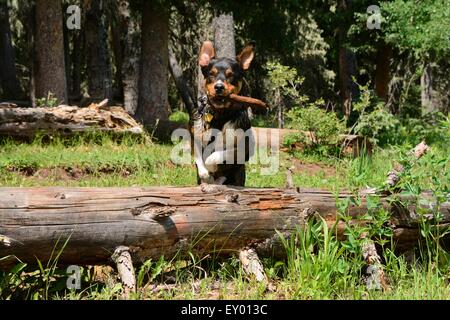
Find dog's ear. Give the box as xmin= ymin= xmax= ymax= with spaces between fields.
xmin=199 ymin=41 xmax=215 ymax=67
xmin=237 ymin=42 xmax=255 ymax=71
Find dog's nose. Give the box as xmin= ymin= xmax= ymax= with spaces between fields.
xmin=214 ymin=82 xmax=225 ymax=93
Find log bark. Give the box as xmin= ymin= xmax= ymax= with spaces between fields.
xmin=0 ymin=103 xmax=143 ymax=137
xmin=0 ymin=186 xmax=448 ymax=269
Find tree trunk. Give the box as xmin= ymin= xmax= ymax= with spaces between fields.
xmin=0 ymin=102 xmax=143 ymax=137
xmin=0 ymin=0 xmax=22 ymax=100
xmin=212 ymin=12 xmax=236 ymax=59
xmin=118 ymin=0 xmax=140 ymax=115
xmin=421 ymin=63 xmax=436 ymax=114
xmin=71 ymin=29 xmax=83 ymax=101
xmin=63 ymin=10 xmax=72 ymax=102
xmin=109 ymin=0 xmax=124 ymax=101
xmin=169 ymin=47 xmax=195 ymax=117
xmin=135 ymin=2 xmax=169 ymax=129
xmin=26 ymin=3 xmax=36 ymax=107
xmin=84 ymin=0 xmax=113 ymax=102
xmin=197 ymin=12 xmax=236 ymax=104
xmin=0 ymin=186 xmax=448 ymax=269
xmin=33 ymin=0 xmax=67 ymax=104
xmin=375 ymin=41 xmax=392 ymax=102
xmin=337 ymin=0 xmax=358 ymax=119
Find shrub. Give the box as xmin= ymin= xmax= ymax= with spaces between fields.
xmin=36 ymin=92 xmax=59 ymax=108
xmin=285 ymin=103 xmax=345 ymax=156
xmin=169 ymin=111 xmax=190 ymax=124
xmin=353 ymin=105 xmax=400 ymax=145
xmin=398 ymin=112 xmax=450 ymax=146
xmin=351 ymin=82 xmax=400 ymax=146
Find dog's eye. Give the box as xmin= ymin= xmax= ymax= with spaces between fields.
xmin=226 ymin=69 xmax=233 ymax=78
xmin=210 ymin=68 xmax=218 ymax=77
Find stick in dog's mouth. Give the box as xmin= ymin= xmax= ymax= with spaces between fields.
xmin=209 ymin=94 xmax=268 ymax=111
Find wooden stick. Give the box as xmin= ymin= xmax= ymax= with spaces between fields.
xmin=239 ymin=248 xmax=268 ymax=283
xmin=386 ymin=141 xmax=429 ymax=188
xmin=111 ymin=246 xmax=136 ymax=299
xmin=228 ymin=94 xmax=268 ymax=111
xmin=361 ymin=235 xmax=389 ymax=291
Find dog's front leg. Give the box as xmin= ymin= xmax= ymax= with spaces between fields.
xmin=193 ymin=125 xmax=214 ymax=184
xmin=204 ymin=148 xmax=237 ymax=170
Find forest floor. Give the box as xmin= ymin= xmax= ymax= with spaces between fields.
xmin=0 ymin=134 xmax=449 ymax=300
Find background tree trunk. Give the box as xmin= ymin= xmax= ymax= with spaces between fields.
xmin=421 ymin=63 xmax=436 ymax=114
xmin=33 ymin=0 xmax=67 ymax=104
xmin=26 ymin=3 xmax=37 ymax=107
xmin=212 ymin=12 xmax=236 ymax=59
xmin=136 ymin=2 xmax=169 ymax=129
xmin=63 ymin=11 xmax=72 ymax=102
xmin=118 ymin=0 xmax=140 ymax=115
xmin=0 ymin=0 xmax=22 ymax=100
xmin=169 ymin=47 xmax=195 ymax=117
xmin=84 ymin=0 xmax=113 ymax=102
xmin=375 ymin=41 xmax=392 ymax=102
xmin=109 ymin=0 xmax=124 ymax=101
xmin=197 ymin=12 xmax=236 ymax=104
xmin=337 ymin=0 xmax=358 ymax=119
xmin=70 ymin=29 xmax=83 ymax=101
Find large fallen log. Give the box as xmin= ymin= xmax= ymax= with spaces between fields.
xmin=0 ymin=100 xmax=144 ymax=137
xmin=0 ymin=186 xmax=448 ymax=269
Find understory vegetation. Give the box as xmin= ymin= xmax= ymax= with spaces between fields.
xmin=0 ymin=127 xmax=448 ymax=300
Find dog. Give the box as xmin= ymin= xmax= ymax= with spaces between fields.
xmin=190 ymin=41 xmax=256 ymax=187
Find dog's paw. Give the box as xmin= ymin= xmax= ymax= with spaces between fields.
xmin=198 ymin=167 xmax=214 ymax=183
xmin=200 ymin=183 xmax=224 ymax=194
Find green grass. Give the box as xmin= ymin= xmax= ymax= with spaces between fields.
xmin=0 ymin=134 xmax=448 ymax=300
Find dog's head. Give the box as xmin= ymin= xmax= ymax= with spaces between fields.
xmin=199 ymin=41 xmax=255 ymax=109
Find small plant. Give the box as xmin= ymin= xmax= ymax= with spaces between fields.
xmin=169 ymin=111 xmax=190 ymax=125
xmin=265 ymin=61 xmax=308 ymax=127
xmin=277 ymin=218 xmax=362 ymax=299
xmin=398 ymin=112 xmax=450 ymax=146
xmin=352 ymin=82 xmax=400 ymax=146
xmin=36 ymin=92 xmax=59 ymax=108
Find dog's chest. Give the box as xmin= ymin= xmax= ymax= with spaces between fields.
xmin=198 ymin=107 xmax=251 ymax=132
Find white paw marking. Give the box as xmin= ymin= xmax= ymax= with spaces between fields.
xmin=198 ymin=166 xmax=213 ymax=183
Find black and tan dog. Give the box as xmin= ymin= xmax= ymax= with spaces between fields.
xmin=191 ymin=41 xmax=256 ymax=187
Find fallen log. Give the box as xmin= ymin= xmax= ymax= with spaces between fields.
xmin=0 ymin=101 xmax=144 ymax=137
xmin=253 ymin=127 xmax=373 ymax=157
xmin=0 ymin=186 xmax=448 ymax=269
